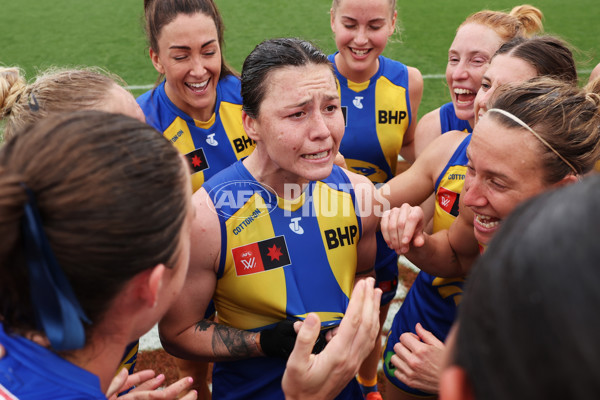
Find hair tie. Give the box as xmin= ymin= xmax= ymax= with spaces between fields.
xmin=487 ymin=108 xmax=579 ymax=176
xmin=20 ymin=184 xmax=90 ymax=350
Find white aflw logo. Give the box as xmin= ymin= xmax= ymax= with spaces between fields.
xmin=206 ymin=133 xmax=219 ymax=146
xmin=353 ymin=96 xmax=364 ymax=109
xmin=441 ymin=196 xmax=450 ymax=208
xmin=289 ymin=217 xmax=304 ymax=235
xmin=241 ymin=257 xmax=256 ymax=270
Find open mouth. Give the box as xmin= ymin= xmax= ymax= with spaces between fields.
xmin=302 ymin=150 xmax=330 ymax=160
xmin=350 ymin=47 xmax=371 ymax=57
xmin=474 ymin=213 xmax=500 ymax=229
xmin=454 ymin=88 xmax=476 ymax=105
xmin=186 ymin=79 xmax=209 ymax=93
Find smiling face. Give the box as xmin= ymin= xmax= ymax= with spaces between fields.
xmin=473 ymin=54 xmax=538 ymax=124
xmin=244 ymin=64 xmax=345 ymax=186
xmin=463 ymin=115 xmax=548 ymax=245
xmin=446 ymin=23 xmax=504 ymax=125
xmin=330 ymin=0 xmax=396 ymax=83
xmin=150 ymin=12 xmax=221 ymax=122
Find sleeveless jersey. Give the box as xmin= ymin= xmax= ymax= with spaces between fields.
xmin=328 ymin=54 xmax=411 ymax=184
xmin=383 ymin=134 xmax=471 ymax=395
xmin=137 ymin=75 xmax=255 ymax=192
xmin=0 ymin=324 xmax=105 ymax=399
xmin=202 ymin=161 xmax=363 ymax=400
xmin=439 ymin=101 xmax=472 ymax=134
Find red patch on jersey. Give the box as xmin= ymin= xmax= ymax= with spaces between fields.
xmin=438 ymin=187 xmax=459 ymax=216
xmin=232 ymin=236 xmax=291 ymax=276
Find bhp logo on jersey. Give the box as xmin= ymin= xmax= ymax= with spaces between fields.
xmin=232 ymin=235 xmax=291 ymax=276
xmin=324 ymin=225 xmax=358 ymax=250
xmin=233 ymin=135 xmax=255 ymax=153
xmin=378 ymin=110 xmax=407 ymax=124
xmin=438 ymin=187 xmax=460 ymax=217
xmin=185 ymin=147 xmax=209 ymax=174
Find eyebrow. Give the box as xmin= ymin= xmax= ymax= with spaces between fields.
xmin=169 ymin=39 xmax=217 ymax=51
xmin=286 ymin=93 xmax=339 ymax=109
xmin=340 ymin=15 xmax=387 ymax=23
xmin=466 ymin=147 xmax=512 ymax=182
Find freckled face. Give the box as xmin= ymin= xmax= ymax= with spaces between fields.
xmin=246 ymin=64 xmax=345 ymax=184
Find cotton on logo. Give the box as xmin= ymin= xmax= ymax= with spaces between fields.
xmin=353 ymin=96 xmax=364 ymax=109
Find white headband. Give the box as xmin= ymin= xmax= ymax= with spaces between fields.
xmin=487 ymin=108 xmax=578 ymax=176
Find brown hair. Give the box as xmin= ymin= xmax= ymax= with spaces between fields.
xmin=460 ymin=5 xmax=543 ymax=41
xmin=0 ymin=111 xmax=189 ymax=334
xmin=143 ymin=0 xmax=235 ymax=86
xmin=0 ymin=67 xmax=122 ymax=141
xmin=489 ymin=76 xmax=600 ymax=182
xmin=494 ymin=35 xmax=578 ymax=85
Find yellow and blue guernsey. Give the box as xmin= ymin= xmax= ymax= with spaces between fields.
xmin=383 ymin=134 xmax=471 ymax=396
xmin=0 ymin=323 xmax=106 ymax=399
xmin=137 ymin=75 xmax=255 ymax=192
xmin=203 ymin=160 xmax=363 ymax=400
xmin=328 ymin=53 xmax=412 ymax=305
xmin=439 ymin=101 xmax=472 ymax=134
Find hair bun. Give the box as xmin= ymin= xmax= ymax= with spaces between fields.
xmin=0 ymin=67 xmax=27 ymax=118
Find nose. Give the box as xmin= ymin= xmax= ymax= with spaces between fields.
xmin=354 ymin=27 xmax=369 ymax=46
xmin=462 ymin=174 xmax=486 ymax=208
xmin=451 ymin=61 xmax=468 ymax=81
xmin=309 ymin=110 xmax=333 ymax=141
xmin=190 ymin=55 xmax=206 ymax=77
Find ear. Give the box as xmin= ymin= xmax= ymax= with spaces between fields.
xmin=439 ymin=365 xmax=475 ymax=400
xmin=554 ymin=173 xmax=579 ymax=188
xmin=330 ymin=8 xmax=336 ymax=32
xmin=132 ymin=264 xmax=166 ymax=309
xmin=242 ymin=110 xmax=260 ymax=142
xmin=389 ymin=10 xmax=398 ymax=37
xmin=149 ymin=48 xmax=165 ymax=75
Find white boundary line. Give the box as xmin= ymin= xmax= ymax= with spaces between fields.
xmin=124 ymin=70 xmax=596 ymax=91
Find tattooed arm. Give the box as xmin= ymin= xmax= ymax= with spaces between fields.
xmin=158 ymin=188 xmax=265 ymax=362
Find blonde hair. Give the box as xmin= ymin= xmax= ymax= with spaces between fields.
xmin=0 ymin=67 xmax=123 ymax=141
xmin=460 ymin=5 xmax=543 ymax=41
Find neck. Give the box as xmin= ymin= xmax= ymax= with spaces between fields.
xmin=335 ymin=53 xmax=379 ymax=83
xmin=63 ymin=325 xmax=134 ymax=393
xmin=244 ymin=150 xmax=309 ymax=200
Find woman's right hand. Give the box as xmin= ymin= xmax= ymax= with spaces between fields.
xmin=380 ymin=204 xmax=426 ymax=254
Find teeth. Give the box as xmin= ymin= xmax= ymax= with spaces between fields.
xmin=302 ymin=150 xmax=328 ymax=160
xmin=454 ymin=88 xmax=473 ymax=95
xmin=188 ymin=81 xmax=208 ymax=89
xmin=475 ymin=214 xmax=499 ymax=229
xmin=351 ymin=48 xmax=369 ymax=56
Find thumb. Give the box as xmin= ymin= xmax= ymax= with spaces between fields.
xmin=415 ymin=323 xmax=443 ymax=347
xmin=288 ymin=313 xmax=321 ymax=365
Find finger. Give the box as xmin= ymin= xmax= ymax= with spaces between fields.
xmin=123 ymin=369 xmax=157 ymax=390
xmin=178 ymin=389 xmax=198 ymax=400
xmin=150 ymin=377 xmax=194 ymax=399
xmin=106 ymin=368 xmax=129 ymax=398
xmin=293 ymin=320 xmax=303 ymax=334
xmin=399 ymin=331 xmax=425 ymax=352
xmin=132 ymin=373 xmax=165 ymax=392
xmin=287 ymin=312 xmax=320 ymax=370
xmin=415 ymin=323 xmax=444 ymax=348
xmin=401 ymin=207 xmax=424 ymax=253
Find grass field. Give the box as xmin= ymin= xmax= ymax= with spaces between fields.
xmin=1 ymin=0 xmax=599 ymax=118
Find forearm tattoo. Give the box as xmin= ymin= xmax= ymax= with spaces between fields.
xmin=195 ymin=319 xmax=261 ymax=359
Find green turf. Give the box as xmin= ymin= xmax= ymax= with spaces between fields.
xmin=1 ymin=0 xmax=599 ymax=117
